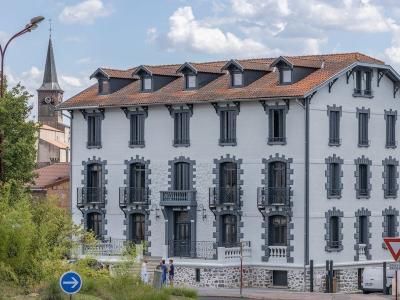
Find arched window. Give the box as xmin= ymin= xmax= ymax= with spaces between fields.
xmin=222 ymin=214 xmax=237 ymax=247
xmin=130 ymin=213 xmax=145 ymax=244
xmin=220 ymin=162 xmax=237 ymax=204
xmin=269 ymin=215 xmax=287 ymax=246
xmin=87 ymin=212 xmax=102 ymax=239
xmin=129 ymin=163 xmax=146 ymax=202
xmin=329 ymin=216 xmax=339 ymax=248
xmin=87 ymin=163 xmax=102 ymax=203
xmin=174 ymin=162 xmax=191 ymax=190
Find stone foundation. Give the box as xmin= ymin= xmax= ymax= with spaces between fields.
xmin=174 ymin=264 xmax=361 ymax=292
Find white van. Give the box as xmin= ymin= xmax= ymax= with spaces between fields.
xmin=362 ymin=267 xmax=395 ymax=294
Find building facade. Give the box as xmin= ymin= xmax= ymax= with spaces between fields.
xmin=58 ymin=53 xmax=400 ymax=291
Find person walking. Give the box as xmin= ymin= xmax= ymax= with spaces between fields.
xmin=168 ymin=259 xmax=174 ymax=286
xmin=140 ymin=259 xmax=148 ymax=284
xmin=161 ymin=259 xmax=167 ymax=285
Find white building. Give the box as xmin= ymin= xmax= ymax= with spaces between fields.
xmin=58 ymin=53 xmax=400 ymax=291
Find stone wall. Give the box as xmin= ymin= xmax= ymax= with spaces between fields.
xmin=337 ymin=269 xmax=359 ymax=292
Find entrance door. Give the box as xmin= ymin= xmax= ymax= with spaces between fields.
xmin=173 ymin=211 xmax=191 ymax=257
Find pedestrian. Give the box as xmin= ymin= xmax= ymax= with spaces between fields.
xmin=168 ymin=259 xmax=174 ymax=286
xmin=161 ymin=259 xmax=167 ymax=285
xmin=140 ymin=259 xmax=148 ymax=284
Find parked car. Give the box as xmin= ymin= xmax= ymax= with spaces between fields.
xmin=362 ymin=267 xmax=395 ymax=294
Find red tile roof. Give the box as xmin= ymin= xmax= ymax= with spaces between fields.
xmin=58 ymin=53 xmax=385 ymax=110
xmin=31 ymin=163 xmax=69 ymax=189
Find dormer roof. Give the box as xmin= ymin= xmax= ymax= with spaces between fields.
xmin=133 ymin=65 xmax=180 ymax=77
xmin=90 ymin=68 xmax=136 ymax=80
xmin=270 ymin=56 xmax=323 ymax=69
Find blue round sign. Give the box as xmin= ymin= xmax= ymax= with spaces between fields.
xmin=59 ymin=271 xmax=82 ymax=295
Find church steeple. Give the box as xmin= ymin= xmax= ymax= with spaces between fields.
xmin=38 ymin=38 xmax=63 ymax=92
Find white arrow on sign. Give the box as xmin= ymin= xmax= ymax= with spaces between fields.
xmin=63 ymin=277 xmax=79 ymax=289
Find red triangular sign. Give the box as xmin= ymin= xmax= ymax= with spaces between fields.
xmin=384 ymin=238 xmax=400 ymax=261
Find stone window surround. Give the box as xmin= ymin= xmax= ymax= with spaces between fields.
xmin=122 ymin=107 xmax=148 ymax=148
xmin=263 ymin=103 xmax=288 ymax=145
xmin=324 ymin=207 xmax=344 ymax=252
xmin=81 ymin=109 xmax=104 ymax=149
xmin=384 ymin=109 xmax=397 ymax=149
xmin=123 ymin=208 xmax=151 ymax=256
xmin=382 ymin=206 xmax=399 ymax=249
xmin=382 ymin=156 xmax=399 ymax=199
xmin=356 ymin=107 xmax=370 ymax=147
xmin=124 ymin=156 xmax=152 ymax=199
xmin=213 ymin=209 xmax=244 ymax=248
xmin=354 ymin=156 xmax=372 ymax=199
xmin=261 ymin=153 xmax=294 ymax=206
xmin=325 ymin=154 xmax=344 ymax=199
xmin=166 ymin=105 xmax=193 ymax=147
xmin=354 ymin=208 xmax=372 ymax=261
xmin=80 ymin=156 xmax=108 ymax=238
xmin=212 ymin=102 xmax=240 ymax=147
xmin=261 ymin=207 xmax=294 ymax=263
xmin=327 ymin=105 xmax=342 ymax=146
xmin=168 ymin=156 xmax=196 ymax=191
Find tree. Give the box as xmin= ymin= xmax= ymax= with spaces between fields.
xmin=0 ymin=83 xmax=38 ymax=184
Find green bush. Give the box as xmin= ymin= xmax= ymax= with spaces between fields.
xmin=41 ymin=279 xmax=64 ymax=300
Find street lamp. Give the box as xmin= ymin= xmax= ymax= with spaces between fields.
xmin=0 ymin=15 xmax=44 ymax=98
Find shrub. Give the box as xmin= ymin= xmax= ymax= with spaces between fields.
xmin=41 ymin=279 xmax=64 ymax=300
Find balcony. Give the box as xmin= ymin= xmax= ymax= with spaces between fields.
xmin=358 ymin=243 xmax=367 ymax=261
xmin=257 ymin=187 xmax=290 ymax=208
xmin=168 ymin=240 xmax=215 ymax=259
xmin=209 ymin=187 xmax=240 ymax=208
xmin=160 ymin=190 xmax=196 ymax=206
xmin=268 ymin=245 xmax=287 ymax=263
xmin=119 ymin=187 xmax=149 ymax=207
xmin=77 ymin=187 xmax=106 ymax=208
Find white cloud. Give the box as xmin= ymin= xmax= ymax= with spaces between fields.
xmin=160 ymin=6 xmax=277 ymax=56
xmin=59 ymin=0 xmax=112 ymax=25
xmin=60 ymin=75 xmax=82 ymax=88
xmin=76 ymin=57 xmax=93 ymax=64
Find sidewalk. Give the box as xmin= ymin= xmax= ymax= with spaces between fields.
xmin=196 ymin=287 xmax=393 ymax=299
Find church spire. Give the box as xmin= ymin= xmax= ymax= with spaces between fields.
xmin=38 ymin=36 xmax=62 ymax=92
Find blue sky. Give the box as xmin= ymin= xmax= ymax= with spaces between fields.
xmin=1 ymin=0 xmax=400 ymax=118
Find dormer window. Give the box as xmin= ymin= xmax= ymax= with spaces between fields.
xmin=231 ymin=71 xmax=243 ymax=87
xmin=141 ymin=76 xmax=152 ymax=92
xmin=98 ymin=78 xmax=109 ymax=95
xmin=353 ymin=69 xmax=373 ymax=98
xmin=280 ymin=69 xmax=292 ymax=84
xmin=186 ymin=74 xmax=197 ymax=89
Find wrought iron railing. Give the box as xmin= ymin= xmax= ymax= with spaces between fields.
xmin=168 ymin=240 xmax=216 ymax=259
xmin=327 ymin=188 xmax=341 ymax=197
xmin=160 ymin=190 xmax=196 ymax=206
xmin=77 ymin=187 xmax=106 ymax=207
xmin=329 ymin=137 xmax=340 ymax=145
xmin=119 ymin=187 xmax=149 ymax=207
xmin=327 ymin=240 xmax=341 ymax=249
xmin=268 ymin=136 xmax=286 ymax=143
xmin=257 ymin=187 xmax=290 ymax=207
xmin=209 ymin=187 xmax=240 ymax=207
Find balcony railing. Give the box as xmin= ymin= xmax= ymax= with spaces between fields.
xmin=327 ymin=188 xmax=341 ymax=197
xmin=327 ymin=240 xmax=341 ymax=249
xmin=209 ymin=187 xmax=240 ymax=208
xmin=160 ymin=190 xmax=196 ymax=206
xmin=257 ymin=187 xmax=290 ymax=207
xmin=77 ymin=187 xmax=106 ymax=207
xmin=168 ymin=240 xmax=216 ymax=259
xmin=328 ymin=137 xmax=341 ymax=145
xmin=358 ymin=243 xmax=367 ymax=260
xmin=268 ymin=136 xmax=286 ymax=144
xmin=268 ymin=245 xmax=287 ymax=262
xmin=119 ymin=187 xmax=149 ymax=207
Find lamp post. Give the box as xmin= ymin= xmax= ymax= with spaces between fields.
xmin=0 ymin=16 xmax=44 ymax=98
xmin=0 ymin=16 xmax=44 ymax=183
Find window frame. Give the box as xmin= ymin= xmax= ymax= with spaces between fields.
xmin=141 ymin=75 xmax=153 ymax=92
xmin=230 ymin=70 xmax=243 ymax=87
xmin=267 ymin=106 xmax=287 ymax=145
xmin=356 ymin=108 xmax=370 ymax=147
xmin=173 ymin=111 xmax=191 ymax=147
xmin=219 ymin=109 xmax=237 ymax=146
xmin=87 ymin=113 xmax=102 ymax=149
xmin=129 ymin=112 xmax=146 ymax=148
xmin=279 ymin=67 xmax=292 ymax=85
xmin=385 ymin=110 xmax=397 ymax=148
xmin=221 ymin=214 xmax=238 ymax=247
xmin=327 ymin=105 xmax=342 ymax=146
xmin=185 ymin=74 xmax=197 ymax=90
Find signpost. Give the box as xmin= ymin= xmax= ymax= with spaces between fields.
xmin=384 ymin=238 xmax=400 ymax=299
xmin=59 ymin=271 xmax=82 ymax=299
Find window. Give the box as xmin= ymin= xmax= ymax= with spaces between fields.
xmin=329 ymin=216 xmax=340 ymax=249
xmin=174 ymin=112 xmax=190 ymax=146
xmin=222 ymin=214 xmax=237 ymax=247
xmin=141 ymin=76 xmax=152 ymax=91
xmin=387 ymin=215 xmax=396 ymax=238
xmin=386 ymin=164 xmax=397 ymax=197
xmin=87 ymin=163 xmax=102 ymax=203
xmin=87 ymin=115 xmax=102 ymax=148
xmin=386 ymin=112 xmax=396 ymax=148
xmin=129 ymin=163 xmax=146 ymax=203
xmin=219 ymin=110 xmax=237 ymax=145
xmin=281 ymin=69 xmax=292 ymax=83
xmin=359 ymin=164 xmax=369 ymax=197
xmin=354 ymin=69 xmax=373 ymax=97
xmin=273 ymin=270 xmax=288 ymax=287
xmin=130 ymin=213 xmax=145 ymax=243
xmin=231 ymin=72 xmax=243 ymax=87
xmin=328 ymin=163 xmax=341 ymax=197
xmin=129 ymin=113 xmax=145 ymax=147
xmin=269 ymin=215 xmax=287 ymax=246
xmin=268 ymin=162 xmax=287 ymax=205
xmin=359 ymin=216 xmax=368 ymax=244
xmin=220 ymin=162 xmax=237 ymax=204
xmin=186 ymin=75 xmax=196 ymax=89
xmin=87 ymin=212 xmax=102 ymax=239
xmin=364 ymin=71 xmax=372 ymax=96
xmin=355 ymin=70 xmax=362 ymax=94
xmin=328 ymin=109 xmax=341 ymax=146
xmin=268 ymin=108 xmax=286 ymax=144
xmin=358 ymin=111 xmax=369 ymax=147
xmin=174 ymin=162 xmax=191 ymax=190
xmin=98 ymin=79 xmax=109 ymax=94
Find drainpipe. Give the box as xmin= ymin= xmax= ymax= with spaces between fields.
xmin=304 ymin=96 xmax=310 ymax=291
